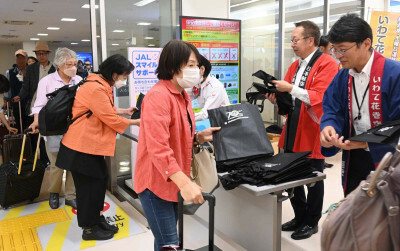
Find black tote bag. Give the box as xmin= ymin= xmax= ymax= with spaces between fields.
xmin=208 ymin=103 xmax=274 ymax=162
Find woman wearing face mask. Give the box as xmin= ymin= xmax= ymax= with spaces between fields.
xmin=29 ymin=47 xmax=81 ymax=210
xmin=133 ymin=40 xmax=220 ymax=250
xmin=54 ymin=54 xmax=139 ymax=241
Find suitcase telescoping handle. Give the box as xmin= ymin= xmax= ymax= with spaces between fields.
xmin=18 ymin=100 xmax=23 ymax=133
xmin=17 ymin=128 xmax=40 ymax=175
xmin=178 ymin=192 xmax=216 ymax=250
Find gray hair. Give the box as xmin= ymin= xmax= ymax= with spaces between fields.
xmin=53 ymin=47 xmax=77 ymax=68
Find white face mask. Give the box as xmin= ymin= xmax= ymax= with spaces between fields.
xmin=114 ymin=78 xmax=127 ymax=89
xmin=63 ymin=67 xmax=77 ymax=78
xmin=177 ymin=68 xmax=201 ymax=88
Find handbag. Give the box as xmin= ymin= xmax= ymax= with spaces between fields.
xmin=183 ymin=142 xmax=219 ymax=215
xmin=321 ymin=150 xmax=400 ymax=251
xmin=191 ymin=142 xmax=219 ymax=193
xmin=208 ymin=103 xmax=274 ymax=162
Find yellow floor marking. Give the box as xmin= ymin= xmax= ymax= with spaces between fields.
xmin=45 ymin=205 xmax=75 ymax=251
xmin=45 ymin=219 xmax=71 ymax=251
xmin=114 ymin=206 xmax=129 ymax=240
xmin=35 ymin=201 xmax=51 ymax=214
xmin=2 ymin=205 xmax=24 ymax=221
xmin=0 ymin=228 xmax=42 ymax=251
xmin=79 ymin=238 xmax=97 ymax=249
xmin=0 ymin=208 xmax=69 ymax=233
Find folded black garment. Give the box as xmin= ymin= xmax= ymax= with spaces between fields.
xmin=219 ymin=151 xmax=313 ymax=190
xmin=252 ymin=70 xmax=277 ymax=84
xmin=349 ymin=119 xmax=400 ymax=145
xmin=266 ymin=124 xmax=282 ymax=134
xmin=216 ymin=155 xmax=269 ymax=173
xmin=131 ymin=93 xmax=145 ymax=119
xmin=252 ymin=70 xmax=292 ymax=115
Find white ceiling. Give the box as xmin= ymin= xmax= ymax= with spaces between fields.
xmin=0 ymin=0 xmax=161 ymax=48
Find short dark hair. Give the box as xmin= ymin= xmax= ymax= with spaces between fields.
xmin=156 ymin=40 xmax=201 ymax=80
xmin=328 ymin=14 xmax=373 ymax=45
xmin=319 ymin=35 xmax=329 ymax=47
xmin=200 ymin=55 xmax=212 ymax=78
xmin=0 ymin=74 xmax=10 ymax=93
xmin=28 ymin=56 xmax=38 ymax=63
xmin=99 ymin=54 xmax=134 ymax=82
xmin=295 ymin=20 xmax=321 ymax=46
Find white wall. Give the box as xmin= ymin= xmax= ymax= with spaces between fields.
xmin=182 ymin=0 xmax=229 ymax=18
xmin=0 ymin=43 xmax=22 ymax=76
xmin=365 ymin=0 xmax=386 ymax=20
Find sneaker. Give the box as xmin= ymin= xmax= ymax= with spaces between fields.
xmin=98 ymin=215 xmax=119 ymax=234
xmin=82 ymin=225 xmax=114 ymax=241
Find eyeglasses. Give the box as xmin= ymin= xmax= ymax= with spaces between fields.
xmin=35 ymin=52 xmax=48 ymax=56
xmin=330 ymin=43 xmax=357 ymax=57
xmin=290 ymin=37 xmax=309 ymax=44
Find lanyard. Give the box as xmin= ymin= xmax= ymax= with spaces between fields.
xmin=352 ymin=77 xmax=369 ymax=121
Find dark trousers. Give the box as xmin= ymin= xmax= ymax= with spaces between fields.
xmin=345 ymin=149 xmax=375 ymax=196
xmin=71 ymin=171 xmax=107 ymax=227
xmin=290 ymin=159 xmax=324 ymax=227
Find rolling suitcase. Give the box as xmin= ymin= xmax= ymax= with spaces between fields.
xmin=2 ymin=101 xmax=32 ymax=163
xmin=0 ymin=131 xmax=46 ymax=209
xmin=177 ymin=192 xmax=221 ymax=251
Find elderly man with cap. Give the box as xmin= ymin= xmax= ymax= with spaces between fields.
xmin=5 ymin=49 xmax=29 ymax=132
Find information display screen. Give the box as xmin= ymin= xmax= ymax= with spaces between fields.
xmin=180 ymin=16 xmax=241 ymax=105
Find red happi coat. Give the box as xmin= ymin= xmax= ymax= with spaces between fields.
xmin=278 ymin=53 xmax=339 ymax=159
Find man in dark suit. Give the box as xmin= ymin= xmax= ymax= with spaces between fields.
xmin=13 ymin=42 xmax=56 ymax=109
xmin=13 ymin=42 xmax=55 ymax=165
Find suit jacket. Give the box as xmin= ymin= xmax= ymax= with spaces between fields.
xmin=18 ymin=61 xmax=56 ymax=100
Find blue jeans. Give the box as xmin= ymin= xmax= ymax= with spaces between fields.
xmin=138 ymin=189 xmax=179 ymax=251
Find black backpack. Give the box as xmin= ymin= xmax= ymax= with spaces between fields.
xmin=38 ymin=79 xmax=96 ymax=136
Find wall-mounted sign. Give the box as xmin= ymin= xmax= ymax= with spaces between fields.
xmin=180 ymin=16 xmax=241 ymax=105
xmin=370 ymin=11 xmax=400 ymax=61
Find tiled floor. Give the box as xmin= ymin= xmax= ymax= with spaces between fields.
xmin=281 ymin=152 xmax=344 ymax=251
xmin=0 ymin=152 xmax=344 ymax=251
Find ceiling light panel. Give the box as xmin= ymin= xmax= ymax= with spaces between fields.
xmin=113 ymin=30 xmax=125 ymax=32
xmin=30 ymin=38 xmax=40 ymax=40
xmin=47 ymin=27 xmax=60 ymax=30
xmin=134 ymin=0 xmax=156 ymax=7
xmin=137 ymin=22 xmax=151 ymax=26
xmin=144 ymin=37 xmax=154 ymax=39
xmin=37 ymin=33 xmax=48 ymax=36
xmin=61 ymin=18 xmax=77 ymax=22
xmin=81 ymin=4 xmax=99 ymax=9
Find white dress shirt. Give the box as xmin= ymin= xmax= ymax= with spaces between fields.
xmin=349 ymin=52 xmax=374 ymax=135
xmin=290 ymin=49 xmax=318 ymax=105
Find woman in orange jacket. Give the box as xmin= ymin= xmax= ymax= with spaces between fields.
xmin=56 ymin=54 xmax=140 ymax=241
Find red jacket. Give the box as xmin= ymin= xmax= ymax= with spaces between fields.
xmin=134 ymin=80 xmax=195 ymax=202
xmin=278 ymin=54 xmax=339 ymax=159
